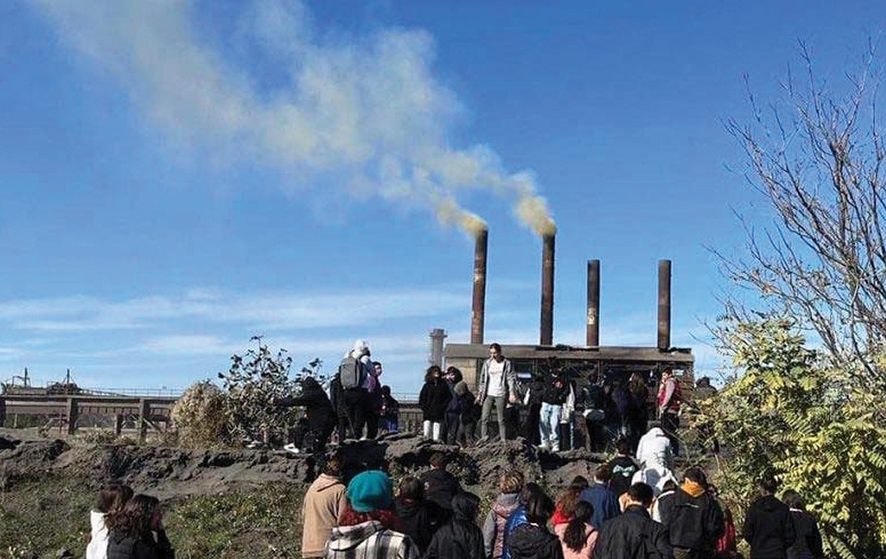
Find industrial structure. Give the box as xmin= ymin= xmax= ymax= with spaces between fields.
xmin=448 ymin=229 xmax=693 ymax=393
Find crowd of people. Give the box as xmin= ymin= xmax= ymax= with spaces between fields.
xmin=292 ymin=441 xmax=823 ymax=559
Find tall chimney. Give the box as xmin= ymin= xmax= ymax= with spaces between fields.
xmin=471 ymin=229 xmax=489 ymax=344
xmin=540 ymin=233 xmax=555 ymax=345
xmin=429 ymin=328 xmax=447 ymax=367
xmin=586 ymin=259 xmax=600 ymax=346
xmin=657 ymin=259 xmax=671 ymax=350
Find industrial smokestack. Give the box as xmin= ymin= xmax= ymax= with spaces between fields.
xmin=586 ymin=259 xmax=600 ymax=347
xmin=471 ymin=228 xmax=489 ymax=344
xmin=540 ymin=233 xmax=555 ymax=345
xmin=657 ymin=259 xmax=672 ymax=350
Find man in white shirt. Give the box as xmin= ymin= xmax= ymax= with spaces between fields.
xmin=476 ymin=343 xmax=518 ymax=442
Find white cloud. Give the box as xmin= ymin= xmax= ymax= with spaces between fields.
xmin=24 ymin=0 xmax=555 ymax=235
xmin=0 ymin=286 xmax=465 ymax=332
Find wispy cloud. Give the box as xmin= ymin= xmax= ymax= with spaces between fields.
xmin=0 ymin=286 xmax=465 ymax=332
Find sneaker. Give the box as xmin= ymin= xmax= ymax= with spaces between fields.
xmin=283 ymin=444 xmax=300 ymax=454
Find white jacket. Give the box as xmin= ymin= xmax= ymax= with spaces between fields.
xmin=86 ymin=510 xmax=109 ymax=559
xmin=632 ymin=465 xmax=677 ymax=498
xmin=636 ymin=427 xmax=673 ymax=469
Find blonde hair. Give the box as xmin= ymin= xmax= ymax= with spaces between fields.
xmin=499 ymin=470 xmax=525 ymax=494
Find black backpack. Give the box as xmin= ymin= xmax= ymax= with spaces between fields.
xmin=338 ymin=356 xmax=363 ymax=389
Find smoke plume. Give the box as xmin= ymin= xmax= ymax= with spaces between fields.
xmin=25 ymin=0 xmax=555 ymax=237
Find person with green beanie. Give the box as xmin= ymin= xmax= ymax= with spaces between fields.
xmin=325 ymin=471 xmax=418 ymax=559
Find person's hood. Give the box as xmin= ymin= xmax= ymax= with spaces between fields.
xmin=350 ymin=339 xmax=369 ymax=358
xmin=451 ymin=492 xmax=479 ymax=522
xmin=327 ymin=520 xmax=383 ymax=551
xmin=494 ymin=492 xmax=520 ymax=508
xmin=508 ymin=524 xmax=554 ymax=555
xmin=646 ymin=427 xmax=666 ymax=438
xmin=314 ymin=473 xmax=344 ymax=493
xmin=681 ymin=481 xmax=706 ymax=498
xmin=395 ymin=498 xmax=421 ymax=518
xmin=90 ymin=510 xmax=107 ymax=535
xmin=757 ymin=494 xmax=785 ymax=512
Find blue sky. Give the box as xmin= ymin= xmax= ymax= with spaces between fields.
xmin=1 ymin=0 xmax=883 ymax=394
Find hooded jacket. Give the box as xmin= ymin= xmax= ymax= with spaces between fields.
xmin=106 ymin=530 xmax=175 ymax=559
xmin=501 ymin=505 xmax=528 ymax=559
xmin=608 ymin=455 xmax=640 ymax=497
xmin=393 ymin=498 xmax=447 ymax=554
xmin=507 ymin=523 xmax=564 ymax=559
xmin=483 ymin=492 xmax=521 ymax=558
xmin=301 ymin=474 xmax=348 ymax=558
xmin=664 ymin=483 xmax=725 ymax=552
xmin=592 ymin=505 xmax=673 ymax=559
xmin=631 ymin=466 xmax=678 ymax=498
xmin=786 ymin=509 xmax=823 ymax=559
xmin=420 ymin=468 xmax=462 ymax=511
xmin=743 ymin=495 xmax=797 ymax=559
xmin=424 ymin=492 xmax=485 ymax=559
xmin=636 ymin=428 xmax=673 ymax=470
xmin=280 ymin=378 xmax=335 ymax=434
xmin=86 ymin=510 xmax=110 ymax=559
xmin=324 ymin=520 xmax=418 ymax=559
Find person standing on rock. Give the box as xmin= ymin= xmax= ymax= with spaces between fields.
xmin=477 ymin=343 xmax=519 ymax=443
xmin=302 ymin=452 xmax=349 ymax=559
xmin=419 ymin=366 xmax=451 ymax=442
xmin=656 ymin=368 xmax=681 ymax=456
xmin=539 ymin=357 xmax=575 ymax=452
xmin=105 ymin=494 xmax=175 ymax=559
xmin=277 ymin=376 xmax=336 ymax=454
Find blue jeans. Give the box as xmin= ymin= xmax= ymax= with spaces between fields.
xmin=539 ymin=402 xmax=563 ymax=450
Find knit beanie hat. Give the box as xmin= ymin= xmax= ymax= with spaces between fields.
xmin=347 ymin=470 xmax=393 ymax=513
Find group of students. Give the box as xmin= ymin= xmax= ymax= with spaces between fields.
xmin=302 ymin=440 xmax=824 ymax=559
xmin=86 ymin=485 xmax=174 ymax=559
xmin=418 ymin=343 xmax=683 ymax=456
xmin=281 ymin=340 xmax=401 ymax=454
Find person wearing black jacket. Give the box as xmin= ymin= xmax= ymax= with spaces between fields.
xmin=420 ymin=452 xmax=462 ymax=511
xmin=539 ymin=358 xmax=574 ymax=452
xmin=393 ymin=476 xmax=447 ymax=554
xmin=664 ymin=468 xmax=725 ymax=558
xmin=277 ymin=376 xmax=335 ymax=453
xmin=582 ymin=371 xmax=607 ymax=452
xmin=508 ymin=490 xmax=564 ymax=559
xmin=743 ymin=477 xmax=796 ymax=559
xmin=522 ymin=371 xmax=546 ymax=446
xmin=424 ymin=491 xmax=485 ymax=559
xmin=106 ymin=494 xmax=175 ymax=559
xmin=594 ymin=483 xmax=673 ymax=559
xmin=444 ymin=367 xmax=464 ymax=445
xmin=419 ymin=366 xmax=451 ymax=442
xmin=329 ymin=374 xmax=352 ymax=442
xmin=782 ymin=490 xmax=823 ymax=559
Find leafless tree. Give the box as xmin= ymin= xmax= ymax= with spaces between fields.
xmin=720 ymin=40 xmax=886 ymax=395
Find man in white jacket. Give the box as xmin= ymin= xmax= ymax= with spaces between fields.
xmin=635 ymin=422 xmax=674 ymax=470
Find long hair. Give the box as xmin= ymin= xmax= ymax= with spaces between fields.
xmin=338 ymin=503 xmax=399 ymax=530
xmin=94 ymin=483 xmax=134 ymax=514
xmin=556 ymin=484 xmax=584 ymax=520
xmin=563 ymin=501 xmax=594 ymax=552
xmin=105 ymin=494 xmax=159 ymax=539
xmin=425 ymin=365 xmax=441 ymax=383
xmin=628 ymin=373 xmax=647 ymax=399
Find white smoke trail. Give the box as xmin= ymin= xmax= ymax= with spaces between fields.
xmin=25 ymin=0 xmax=555 ymax=237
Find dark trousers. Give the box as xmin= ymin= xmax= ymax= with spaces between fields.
xmin=364 ymin=411 xmax=379 ymax=439
xmin=344 ymin=388 xmax=367 ymax=439
xmin=557 ymin=422 xmax=572 ymax=451
xmin=524 ymin=403 xmax=542 ymax=445
xmin=661 ymin=411 xmax=680 ymax=455
xmin=445 ymin=411 xmax=461 ymax=445
xmin=456 ymin=421 xmax=476 ymax=446
xmin=304 ymin=422 xmax=335 ymax=454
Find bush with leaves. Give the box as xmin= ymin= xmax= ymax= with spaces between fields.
xmin=218 ymin=339 xmax=299 ymax=446
xmin=170 ymin=380 xmax=230 ymax=448
xmin=698 ymin=317 xmax=886 ymax=559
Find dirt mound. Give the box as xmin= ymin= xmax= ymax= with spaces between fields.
xmin=0 ymin=432 xmax=604 ymax=499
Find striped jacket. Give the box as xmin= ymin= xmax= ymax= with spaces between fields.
xmin=325 ymin=521 xmax=418 ymax=559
